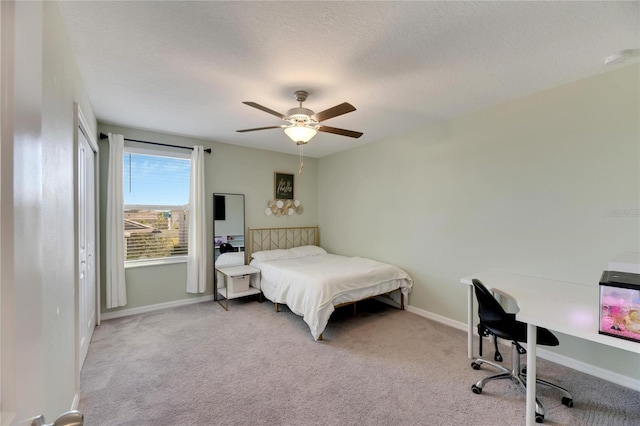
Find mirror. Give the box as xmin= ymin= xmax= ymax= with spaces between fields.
xmin=213 ymin=193 xmax=245 ymax=264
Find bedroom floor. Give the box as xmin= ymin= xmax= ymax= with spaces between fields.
xmin=80 ymin=298 xmax=640 ymax=425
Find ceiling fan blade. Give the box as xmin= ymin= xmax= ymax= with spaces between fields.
xmin=317 ymin=125 xmax=363 ymax=139
xmin=311 ymin=102 xmax=356 ymax=122
xmin=236 ymin=125 xmax=287 ymax=133
xmin=242 ymin=102 xmax=286 ymax=119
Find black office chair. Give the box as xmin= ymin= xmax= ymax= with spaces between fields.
xmin=219 ymin=243 xmax=235 ymax=254
xmin=470 ymin=279 xmax=573 ymax=423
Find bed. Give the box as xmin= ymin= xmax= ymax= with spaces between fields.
xmin=247 ymin=226 xmax=413 ymax=340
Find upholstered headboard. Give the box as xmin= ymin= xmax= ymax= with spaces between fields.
xmin=247 ymin=226 xmax=319 ymax=261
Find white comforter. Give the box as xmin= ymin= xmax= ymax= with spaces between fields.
xmin=250 ymin=254 xmax=413 ymax=340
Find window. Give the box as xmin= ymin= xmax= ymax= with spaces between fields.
xmin=123 ymin=148 xmax=191 ymax=265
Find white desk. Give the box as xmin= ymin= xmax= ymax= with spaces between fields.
xmin=460 ymin=270 xmax=639 ymax=425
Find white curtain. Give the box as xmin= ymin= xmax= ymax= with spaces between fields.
xmin=105 ymin=133 xmax=127 ymax=307
xmin=187 ymin=146 xmax=207 ymax=293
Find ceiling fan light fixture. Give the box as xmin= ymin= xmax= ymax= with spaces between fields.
xmin=237 ymin=90 xmax=362 ymax=146
xmin=284 ymin=125 xmax=317 ymax=144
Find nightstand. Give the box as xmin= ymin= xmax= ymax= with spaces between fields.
xmin=214 ymin=265 xmax=261 ymax=311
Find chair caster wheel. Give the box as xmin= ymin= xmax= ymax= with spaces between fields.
xmin=522 ymin=366 xmax=527 ymax=374
xmin=535 ymin=413 xmax=544 ymax=423
xmin=494 ymin=353 xmax=503 ymax=362
xmin=471 ymin=362 xmax=481 ymax=370
xmin=562 ymin=397 xmax=574 ymax=407
xmin=471 ymin=384 xmax=482 ymax=394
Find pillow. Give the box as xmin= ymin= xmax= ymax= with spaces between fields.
xmin=288 ymin=245 xmax=327 ymax=259
xmin=251 ymin=249 xmax=292 ymax=262
xmin=215 ymin=252 xmax=245 ymax=267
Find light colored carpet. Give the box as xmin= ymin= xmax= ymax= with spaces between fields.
xmin=79 ymin=298 xmax=640 ymax=425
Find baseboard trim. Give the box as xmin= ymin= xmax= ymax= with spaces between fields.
xmin=536 ymin=347 xmax=640 ymax=391
xmin=406 ymin=305 xmax=467 ymax=331
xmin=100 ymin=295 xmax=214 ymax=321
xmin=406 ymin=305 xmax=640 ymax=391
xmin=374 ymin=294 xmax=401 ymax=309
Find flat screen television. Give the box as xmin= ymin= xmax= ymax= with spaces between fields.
xmin=214 ymin=195 xmax=225 ymax=221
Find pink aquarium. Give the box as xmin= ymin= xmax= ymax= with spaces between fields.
xmin=599 ymin=271 xmax=640 ymax=343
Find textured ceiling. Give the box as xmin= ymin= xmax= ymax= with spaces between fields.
xmin=58 ymin=1 xmax=639 ymax=158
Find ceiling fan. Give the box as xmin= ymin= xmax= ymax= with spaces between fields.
xmin=236 ymin=90 xmax=363 ymax=145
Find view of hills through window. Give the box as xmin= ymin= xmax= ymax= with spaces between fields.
xmin=123 ymin=151 xmax=190 ymax=261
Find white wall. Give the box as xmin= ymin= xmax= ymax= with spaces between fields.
xmin=1 ymin=1 xmax=97 ymax=422
xmin=215 ymin=194 xmax=246 ymax=238
xmin=318 ymin=64 xmax=640 ymax=380
xmin=98 ymin=123 xmax=318 ymax=313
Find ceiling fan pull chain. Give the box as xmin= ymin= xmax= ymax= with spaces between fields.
xmin=298 ymin=144 xmax=304 ymax=175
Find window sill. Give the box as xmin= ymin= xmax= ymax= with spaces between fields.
xmin=125 ymin=256 xmax=188 ymax=269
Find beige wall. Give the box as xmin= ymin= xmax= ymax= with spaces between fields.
xmin=318 ymin=64 xmax=640 ymax=380
xmin=214 ymin=194 xmax=244 ymax=238
xmin=98 ymin=124 xmax=318 ymax=314
xmin=2 ymin=1 xmax=98 ymax=422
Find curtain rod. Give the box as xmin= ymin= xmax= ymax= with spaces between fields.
xmin=99 ymin=133 xmax=212 ymax=154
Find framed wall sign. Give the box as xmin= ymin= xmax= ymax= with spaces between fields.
xmin=274 ymin=172 xmax=294 ymax=200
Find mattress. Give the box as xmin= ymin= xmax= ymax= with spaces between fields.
xmin=250 ymin=252 xmax=413 ymax=339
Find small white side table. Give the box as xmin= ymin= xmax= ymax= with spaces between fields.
xmin=215 ymin=265 xmax=261 ymax=311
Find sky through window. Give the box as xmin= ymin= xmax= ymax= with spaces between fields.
xmin=123 ymin=153 xmax=190 ymax=206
